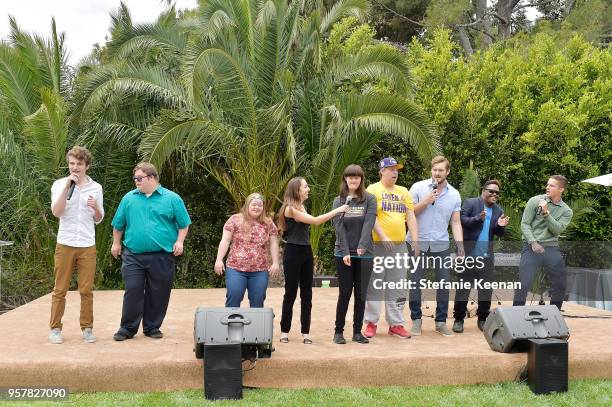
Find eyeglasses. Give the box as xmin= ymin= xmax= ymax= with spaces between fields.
xmin=133 ymin=175 xmax=150 ymax=182
xmin=485 ymin=189 xmax=500 ymax=196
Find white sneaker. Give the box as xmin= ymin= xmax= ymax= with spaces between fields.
xmin=82 ymin=328 xmax=96 ymax=343
xmin=49 ymin=328 xmax=63 ymax=344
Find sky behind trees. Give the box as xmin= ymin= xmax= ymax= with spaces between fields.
xmin=0 ymin=0 xmax=197 ymax=64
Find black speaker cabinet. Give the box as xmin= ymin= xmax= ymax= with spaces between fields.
xmin=203 ymin=343 xmax=242 ymax=400
xmin=527 ymin=338 xmax=568 ymax=394
xmin=483 ymin=305 xmax=569 ymax=353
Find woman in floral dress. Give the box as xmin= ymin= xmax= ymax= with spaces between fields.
xmin=214 ymin=193 xmax=280 ymax=307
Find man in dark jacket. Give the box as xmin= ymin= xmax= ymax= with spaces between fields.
xmin=452 ymin=180 xmax=509 ymax=333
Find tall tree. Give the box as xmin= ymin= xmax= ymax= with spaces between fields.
xmin=376 ymin=0 xmax=598 ymax=56
xmin=0 ymin=17 xmax=73 ymax=304
xmin=74 ymin=0 xmax=439 ymax=256
xmin=370 ymin=0 xmax=429 ymax=43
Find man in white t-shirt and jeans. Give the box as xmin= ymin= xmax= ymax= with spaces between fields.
xmin=49 ymin=146 xmax=104 ymax=344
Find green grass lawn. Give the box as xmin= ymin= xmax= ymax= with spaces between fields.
xmin=11 ymin=379 xmax=611 ymax=407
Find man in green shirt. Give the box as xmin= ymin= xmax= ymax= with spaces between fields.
xmin=513 ymin=175 xmax=573 ymax=310
xmin=111 ymin=162 xmax=191 ymax=341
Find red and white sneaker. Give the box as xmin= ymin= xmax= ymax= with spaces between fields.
xmin=364 ymin=322 xmax=377 ymax=338
xmin=388 ymin=325 xmax=411 ymax=339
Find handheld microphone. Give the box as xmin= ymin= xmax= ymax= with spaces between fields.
xmin=340 ymin=196 xmax=352 ymax=220
xmin=537 ymin=196 xmax=550 ymax=215
xmin=66 ymin=180 xmax=76 ymax=201
xmin=431 ymin=180 xmax=438 ymax=206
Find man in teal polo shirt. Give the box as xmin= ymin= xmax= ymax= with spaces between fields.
xmin=111 ymin=162 xmax=191 ymax=341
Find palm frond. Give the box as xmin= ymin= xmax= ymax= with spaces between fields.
xmin=107 ymin=22 xmax=187 ymax=61
xmin=337 ymin=93 xmax=439 ymax=164
xmin=22 ymin=88 xmax=67 ymax=178
xmin=185 ymin=47 xmax=257 ymax=133
xmin=79 ymin=66 xmax=187 ymax=121
xmin=70 ymin=65 xmax=118 ymax=126
xmin=320 ymin=0 xmax=369 ymax=35
xmin=0 ymin=45 xmax=41 ymax=118
xmin=108 ymin=1 xmax=133 ymax=39
xmin=294 ymin=80 xmax=323 ymax=157
xmin=138 ymin=112 xmax=228 ymax=174
xmin=252 ymin=0 xmax=280 ymax=106
xmin=331 ymin=46 xmax=413 ymax=96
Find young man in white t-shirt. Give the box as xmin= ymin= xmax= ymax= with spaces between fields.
xmin=49 ymin=146 xmax=104 ymax=344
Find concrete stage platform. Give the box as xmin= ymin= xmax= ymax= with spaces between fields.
xmin=0 ymin=288 xmax=611 ymax=392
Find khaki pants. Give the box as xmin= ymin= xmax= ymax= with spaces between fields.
xmin=49 ymin=244 xmax=96 ymax=330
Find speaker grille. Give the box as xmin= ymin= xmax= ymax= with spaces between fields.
xmin=204 ymin=343 xmax=243 ymax=400
xmin=527 ymin=339 xmax=568 ymax=394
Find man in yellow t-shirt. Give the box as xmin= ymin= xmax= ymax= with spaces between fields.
xmin=363 ymin=157 xmax=418 ymax=339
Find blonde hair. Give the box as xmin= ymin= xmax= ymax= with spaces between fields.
xmin=277 ymin=177 xmax=305 ymax=232
xmin=239 ymin=193 xmax=271 ymax=232
xmin=66 ymin=146 xmax=92 ymax=166
xmin=431 ymin=155 xmax=450 ymax=170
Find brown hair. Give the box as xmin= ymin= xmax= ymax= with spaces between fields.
xmin=339 ymin=164 xmax=366 ymax=202
xmin=239 ymin=193 xmax=272 ymax=232
xmin=483 ymin=179 xmax=501 ymax=189
xmin=431 ymin=155 xmax=450 ymax=170
xmin=133 ymin=162 xmax=159 ymax=180
xmin=66 ymin=146 xmax=92 ymax=166
xmin=550 ymin=175 xmax=568 ymax=188
xmin=277 ymin=177 xmax=305 ymax=232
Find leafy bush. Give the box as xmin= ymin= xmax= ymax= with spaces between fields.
xmin=403 ymin=29 xmax=611 ymax=241
xmin=173 ymin=167 xmax=231 ymax=289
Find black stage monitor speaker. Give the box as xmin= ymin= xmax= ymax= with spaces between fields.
xmin=483 ymin=305 xmax=569 ymax=353
xmin=528 ymin=338 xmax=568 ymax=394
xmin=203 ymin=343 xmax=242 ymax=400
xmin=194 ymin=307 xmax=274 ymax=360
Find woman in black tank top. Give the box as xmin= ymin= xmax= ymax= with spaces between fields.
xmin=277 ymin=177 xmax=348 ymax=344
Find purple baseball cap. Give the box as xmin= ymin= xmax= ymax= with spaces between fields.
xmin=379 ymin=157 xmax=403 ymax=170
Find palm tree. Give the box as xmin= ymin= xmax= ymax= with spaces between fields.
xmin=0 ymin=17 xmax=73 ymax=303
xmin=0 ymin=16 xmax=142 ymax=300
xmin=73 ymin=0 xmax=439 ymax=256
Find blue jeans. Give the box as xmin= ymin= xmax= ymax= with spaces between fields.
xmin=408 ymin=249 xmax=452 ymax=322
xmin=225 ymin=268 xmax=269 ymax=308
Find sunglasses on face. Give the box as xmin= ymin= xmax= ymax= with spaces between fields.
xmin=485 ymin=189 xmax=500 ymax=196
xmin=133 ymin=175 xmax=150 ymax=182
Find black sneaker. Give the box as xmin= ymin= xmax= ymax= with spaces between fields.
xmin=352 ymin=332 xmax=369 ymax=344
xmin=113 ymin=331 xmax=133 ymax=341
xmin=145 ymin=331 xmax=163 ymax=339
xmin=477 ymin=320 xmax=486 ymax=332
xmin=452 ymin=319 xmax=464 ymax=333
xmin=333 ymin=332 xmax=346 ymax=344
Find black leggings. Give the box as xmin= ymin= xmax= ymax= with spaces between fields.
xmin=280 ymin=244 xmax=313 ymax=334
xmin=335 ymin=257 xmax=371 ymax=334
